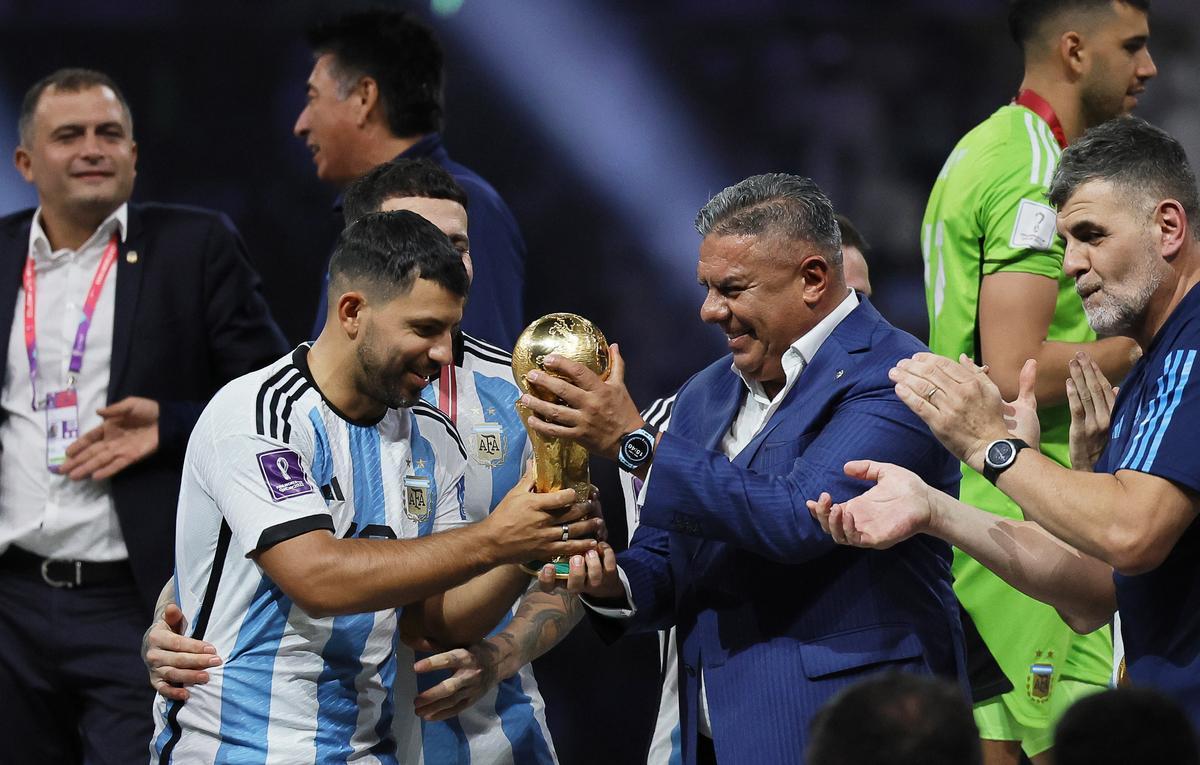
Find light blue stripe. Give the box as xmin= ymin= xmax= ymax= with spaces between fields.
xmin=494 ymin=671 xmax=554 ymax=765
xmin=152 ymin=701 xmax=177 ymax=758
xmin=1120 ymin=352 xmax=1181 ymax=470
xmin=416 ymin=650 xmax=473 ymax=764
xmin=473 ymin=372 xmax=524 ymax=511
xmin=315 ymin=424 xmax=389 ymax=761
xmin=370 ymin=623 xmax=400 ymax=760
xmin=409 ymin=418 xmax=440 ymax=538
xmin=1137 ymin=350 xmax=1196 ymax=471
xmin=214 ymin=578 xmax=294 ymax=764
xmin=307 ymin=407 xmax=333 ymax=491
xmin=669 ymin=721 xmax=682 ymax=765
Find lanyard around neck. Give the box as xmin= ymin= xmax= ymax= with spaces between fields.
xmin=1014 ymin=89 xmax=1068 ymax=150
xmin=23 ymin=232 xmax=120 ymax=410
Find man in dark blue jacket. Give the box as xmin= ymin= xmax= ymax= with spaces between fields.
xmin=0 ymin=68 xmax=286 ymax=764
xmin=295 ymin=9 xmax=526 ymax=348
xmin=518 ymin=174 xmax=966 ymax=765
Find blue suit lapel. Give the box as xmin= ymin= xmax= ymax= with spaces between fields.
xmin=733 ymin=296 xmax=879 ymax=468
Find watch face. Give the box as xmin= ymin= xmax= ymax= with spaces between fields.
xmin=987 ymin=440 xmax=1015 ymax=467
xmin=622 ymin=433 xmax=652 ymax=463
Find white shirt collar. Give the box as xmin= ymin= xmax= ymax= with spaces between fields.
xmin=734 ymin=288 xmax=860 ymax=404
xmin=28 ymin=203 xmax=128 ymax=261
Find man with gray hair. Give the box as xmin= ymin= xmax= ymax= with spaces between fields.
xmin=807 ymin=116 xmax=1200 ymax=726
xmin=513 ymin=173 xmax=967 ymax=764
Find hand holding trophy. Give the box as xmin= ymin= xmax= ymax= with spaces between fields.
xmin=512 ymin=313 xmax=610 ymax=578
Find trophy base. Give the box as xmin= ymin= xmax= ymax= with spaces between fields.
xmin=518 ymin=557 xmax=570 ymax=579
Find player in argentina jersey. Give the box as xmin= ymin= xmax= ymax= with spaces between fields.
xmin=150 ymin=212 xmax=600 ymax=764
xmin=920 ymin=3 xmax=1155 ymax=761
xmin=145 ymin=161 xmax=592 ymax=765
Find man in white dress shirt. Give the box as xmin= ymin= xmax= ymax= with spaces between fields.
xmin=0 ymin=68 xmax=286 ymax=763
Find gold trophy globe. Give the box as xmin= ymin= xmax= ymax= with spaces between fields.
xmin=512 ymin=313 xmax=610 ymax=577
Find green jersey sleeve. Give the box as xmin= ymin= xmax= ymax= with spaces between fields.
xmin=976 ymin=109 xmax=1065 ymax=279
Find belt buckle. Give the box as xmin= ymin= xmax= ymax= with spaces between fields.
xmin=40 ymin=558 xmax=81 ymax=588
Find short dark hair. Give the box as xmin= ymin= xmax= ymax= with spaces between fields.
xmin=1008 ymin=0 xmax=1150 ymax=51
xmin=1054 ymin=688 xmax=1199 ymax=765
xmin=342 ymin=158 xmax=468 ymax=227
xmin=307 ymin=10 xmax=444 ymax=137
xmin=835 ymin=213 xmax=870 ymax=253
xmin=19 ymin=68 xmax=133 ymax=146
xmin=806 ymin=672 xmax=980 ymax=765
xmin=328 ymin=210 xmax=468 ymax=304
xmin=695 ymin=173 xmax=843 ymax=265
xmin=1048 ymin=116 xmax=1199 ymax=237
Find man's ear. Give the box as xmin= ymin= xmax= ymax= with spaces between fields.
xmin=354 ymin=76 xmax=380 ymax=128
xmin=337 ymin=290 xmax=369 ymax=337
xmin=800 ymin=254 xmax=831 ymax=305
xmin=1058 ymin=30 xmax=1087 ymax=80
xmin=1155 ymin=199 xmax=1189 ymax=261
xmin=13 ymin=145 xmax=34 ymax=183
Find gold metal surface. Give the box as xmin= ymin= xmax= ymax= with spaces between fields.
xmin=512 ymin=313 xmax=610 ymax=577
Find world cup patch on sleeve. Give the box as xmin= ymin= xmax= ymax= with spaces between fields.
xmin=1009 ymin=198 xmax=1058 ymax=251
xmin=256 ymin=448 xmax=314 ymax=502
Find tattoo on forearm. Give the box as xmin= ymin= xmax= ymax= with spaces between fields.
xmin=488 ymin=591 xmax=584 ymax=678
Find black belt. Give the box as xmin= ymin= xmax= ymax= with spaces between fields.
xmin=0 ymin=545 xmax=133 ymax=589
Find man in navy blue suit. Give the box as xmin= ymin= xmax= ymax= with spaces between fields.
xmin=295 ymin=9 xmax=527 ymax=347
xmin=518 ymin=174 xmax=966 ymax=764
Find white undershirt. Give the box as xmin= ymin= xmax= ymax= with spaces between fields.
xmin=0 ymin=205 xmax=127 ymax=561
xmin=589 ymin=289 xmax=859 ymax=737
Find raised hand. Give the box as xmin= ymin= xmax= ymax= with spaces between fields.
xmin=520 ymin=343 xmax=645 ymax=459
xmin=62 ymin=396 xmax=159 ymax=480
xmin=890 ymin=352 xmax=1011 ymax=472
xmin=1002 ymin=358 xmax=1042 ymax=451
xmin=1067 ymin=352 xmax=1118 ymax=471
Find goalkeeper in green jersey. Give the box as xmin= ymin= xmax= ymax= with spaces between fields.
xmin=922 ymin=1 xmax=1156 ymax=762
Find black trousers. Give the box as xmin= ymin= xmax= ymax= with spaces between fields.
xmin=697 ymin=733 xmax=718 ymax=765
xmin=0 ymin=563 xmax=154 ymax=764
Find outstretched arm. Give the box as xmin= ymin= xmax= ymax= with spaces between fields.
xmin=807 ymin=460 xmax=1116 ymax=633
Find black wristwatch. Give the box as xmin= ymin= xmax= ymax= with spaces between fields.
xmin=982 ymin=438 xmax=1030 ymax=484
xmin=617 ymin=424 xmax=658 ymax=473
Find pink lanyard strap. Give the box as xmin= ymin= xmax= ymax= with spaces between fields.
xmin=23 ymin=232 xmax=119 ymax=410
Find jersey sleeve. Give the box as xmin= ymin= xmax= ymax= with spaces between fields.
xmin=1111 ymin=342 xmax=1200 ymax=494
xmin=208 ymin=429 xmax=334 ymax=558
xmin=976 ymin=118 xmax=1065 ymax=280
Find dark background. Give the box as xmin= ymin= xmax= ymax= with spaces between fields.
xmin=2 ymin=1 xmax=1197 ymax=762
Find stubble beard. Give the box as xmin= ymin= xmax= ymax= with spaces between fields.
xmin=1082 ymin=240 xmax=1166 ymax=336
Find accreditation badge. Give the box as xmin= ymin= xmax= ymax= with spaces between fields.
xmin=471 ymin=423 xmax=507 ymax=468
xmin=45 ymin=389 xmax=80 ymax=473
xmin=403 ymin=475 xmax=432 ymax=523
xmin=1027 ymin=662 xmax=1054 ymax=701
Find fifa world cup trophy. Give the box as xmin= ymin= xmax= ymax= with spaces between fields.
xmin=511 ymin=313 xmax=610 ymax=577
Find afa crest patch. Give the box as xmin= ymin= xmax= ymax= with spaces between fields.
xmin=471 ymin=423 xmax=508 ymax=468
xmin=404 ymin=475 xmax=432 ymax=522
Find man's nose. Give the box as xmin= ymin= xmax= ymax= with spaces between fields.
xmin=700 ymin=292 xmax=727 ymax=324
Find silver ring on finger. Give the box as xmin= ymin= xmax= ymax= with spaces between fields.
xmin=561 ymin=523 xmax=570 ymax=542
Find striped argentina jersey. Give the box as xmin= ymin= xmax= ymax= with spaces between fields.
xmin=151 ymin=345 xmax=468 ymax=764
xmin=406 ymin=331 xmax=555 ymax=765
xmin=618 ymin=395 xmax=681 ymax=765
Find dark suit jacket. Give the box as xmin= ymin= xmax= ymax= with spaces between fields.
xmin=0 ymin=203 xmax=288 ymax=615
xmin=600 ymin=297 xmax=965 ymax=765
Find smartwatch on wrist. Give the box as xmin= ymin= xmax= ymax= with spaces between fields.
xmin=617 ymin=423 xmax=658 ymax=473
xmin=982 ymin=438 xmax=1030 ymax=484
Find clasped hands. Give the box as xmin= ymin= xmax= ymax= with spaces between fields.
xmin=806 ymin=351 xmax=1116 ymax=549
